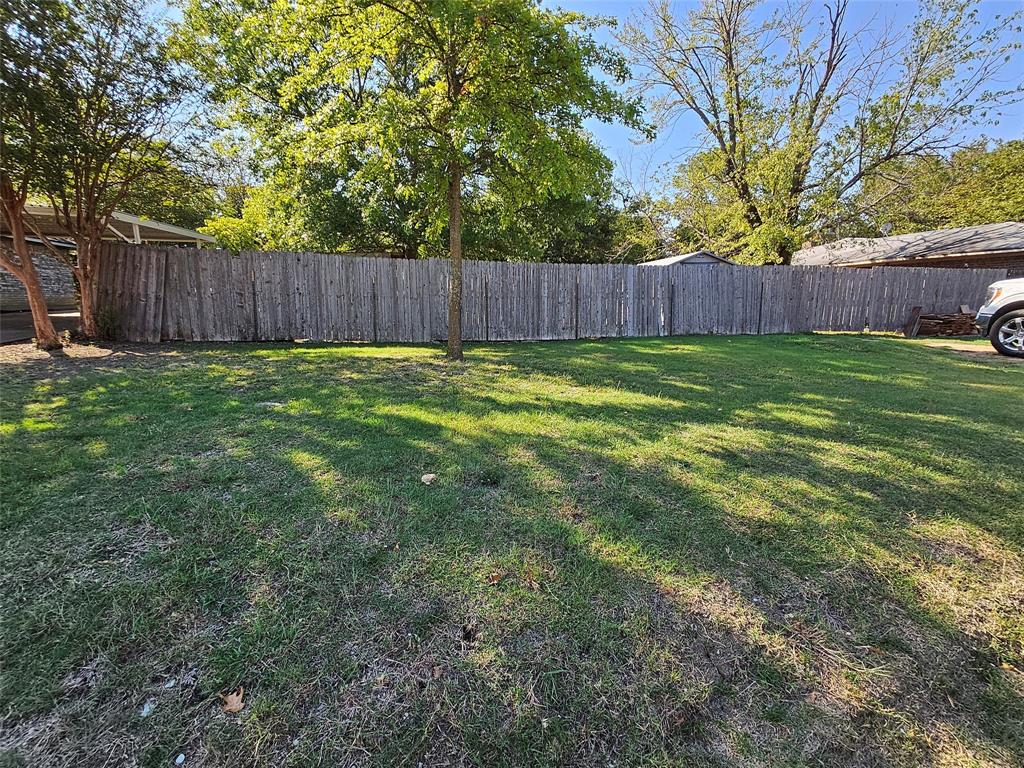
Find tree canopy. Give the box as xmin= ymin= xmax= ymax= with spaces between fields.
xmin=0 ymin=0 xmax=77 ymax=347
xmin=176 ymin=0 xmax=642 ymax=261
xmin=845 ymin=140 xmax=1024 ymax=239
xmin=2 ymin=0 xmax=194 ymax=340
xmin=624 ymin=0 xmax=1023 ymax=264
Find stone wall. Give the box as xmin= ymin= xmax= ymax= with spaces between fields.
xmin=0 ymin=248 xmax=78 ymax=311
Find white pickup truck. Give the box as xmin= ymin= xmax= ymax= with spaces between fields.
xmin=975 ymin=278 xmax=1024 ymax=357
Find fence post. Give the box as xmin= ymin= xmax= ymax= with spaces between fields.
xmin=371 ymin=266 xmax=378 ymax=343
xmin=250 ymin=259 xmax=258 ymax=342
xmin=668 ymin=271 xmax=676 ymax=336
xmin=756 ymin=269 xmax=765 ymax=335
xmin=158 ymin=248 xmax=170 ymax=342
xmin=573 ymin=264 xmax=580 ymax=339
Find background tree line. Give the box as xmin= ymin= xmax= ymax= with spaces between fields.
xmin=627 ymin=0 xmax=1023 ymax=264
xmin=179 ymin=0 xmax=1024 ymax=272
xmin=2 ymin=0 xmax=1021 ymax=354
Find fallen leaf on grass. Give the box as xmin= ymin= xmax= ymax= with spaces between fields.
xmin=487 ymin=571 xmax=503 ymax=585
xmin=219 ymin=687 xmax=245 ymax=713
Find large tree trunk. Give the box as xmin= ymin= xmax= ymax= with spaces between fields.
xmin=0 ymin=254 xmax=61 ymax=349
xmin=22 ymin=272 xmax=61 ymax=349
xmin=0 ymin=189 xmax=61 ymax=349
xmin=73 ymin=234 xmax=102 ymax=338
xmin=77 ymin=267 xmax=98 ymax=338
xmin=446 ymin=162 xmax=463 ymax=361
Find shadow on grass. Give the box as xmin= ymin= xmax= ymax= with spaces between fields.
xmin=1 ymin=334 xmax=1022 ymax=767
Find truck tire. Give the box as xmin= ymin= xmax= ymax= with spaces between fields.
xmin=989 ymin=309 xmax=1024 ymax=357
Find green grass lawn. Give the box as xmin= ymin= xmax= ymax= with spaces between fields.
xmin=1 ymin=334 xmax=1022 ymax=767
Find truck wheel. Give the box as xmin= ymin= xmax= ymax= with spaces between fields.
xmin=989 ymin=310 xmax=1024 ymax=357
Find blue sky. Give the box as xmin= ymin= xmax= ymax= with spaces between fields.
xmin=551 ymin=0 xmax=1024 ymax=189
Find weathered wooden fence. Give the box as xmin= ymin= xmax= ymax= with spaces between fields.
xmin=95 ymin=243 xmax=1006 ymax=343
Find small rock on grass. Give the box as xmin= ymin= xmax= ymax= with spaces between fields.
xmin=421 ymin=473 xmax=437 ymax=485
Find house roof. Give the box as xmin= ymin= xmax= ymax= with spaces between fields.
xmin=0 ymin=234 xmax=77 ymax=249
xmin=792 ymin=222 xmax=1024 ymax=267
xmin=641 ymin=250 xmax=734 ymax=266
xmin=2 ymin=205 xmax=215 ymax=246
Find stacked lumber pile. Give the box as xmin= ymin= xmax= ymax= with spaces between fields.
xmin=904 ymin=305 xmax=978 ymax=337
